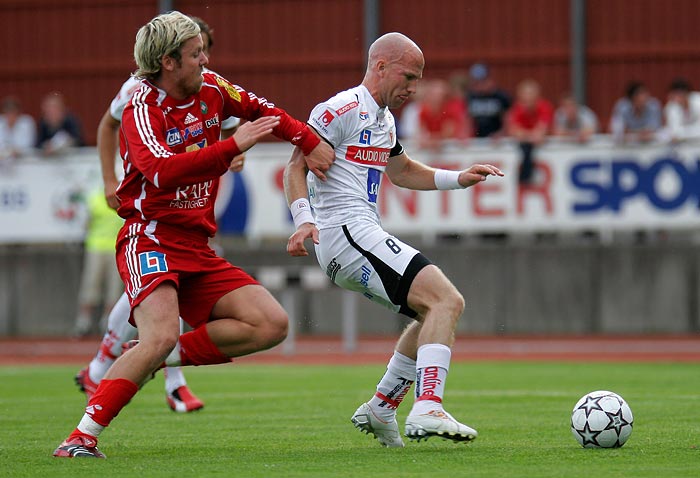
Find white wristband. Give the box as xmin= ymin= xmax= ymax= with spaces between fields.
xmin=290 ymin=198 xmax=315 ymax=229
xmin=434 ymin=169 xmax=463 ymax=190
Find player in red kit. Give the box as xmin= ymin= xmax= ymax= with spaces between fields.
xmin=74 ymin=16 xmax=236 ymax=415
xmin=53 ymin=11 xmax=333 ymax=458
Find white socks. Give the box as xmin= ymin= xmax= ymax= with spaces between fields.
xmin=88 ymin=294 xmax=136 ymax=383
xmin=368 ymin=351 xmax=416 ymax=420
xmin=163 ymin=318 xmax=187 ymax=394
xmin=163 ymin=367 xmax=187 ymax=395
xmin=412 ymin=343 xmax=451 ymax=415
xmin=86 ymin=294 xmax=189 ymax=398
xmin=77 ymin=413 xmax=104 ymax=438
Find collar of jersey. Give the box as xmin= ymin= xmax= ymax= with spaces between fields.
xmin=359 ymin=85 xmax=385 ymax=114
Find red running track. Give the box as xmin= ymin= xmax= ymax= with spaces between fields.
xmin=1 ymin=335 xmax=699 ymax=365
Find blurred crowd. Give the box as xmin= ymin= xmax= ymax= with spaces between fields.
xmin=0 ymin=92 xmax=84 ymax=164
xmin=397 ymin=62 xmax=700 ymax=183
xmin=3 ymin=66 xmax=700 ymax=182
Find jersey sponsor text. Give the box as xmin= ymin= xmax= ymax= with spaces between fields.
xmin=345 ymin=146 xmax=390 ymax=166
xmin=336 ymin=101 xmax=359 ymax=116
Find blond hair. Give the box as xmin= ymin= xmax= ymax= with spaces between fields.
xmin=133 ymin=11 xmax=200 ymax=81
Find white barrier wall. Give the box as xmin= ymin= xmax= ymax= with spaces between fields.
xmin=235 ymin=139 xmax=700 ymax=238
xmin=0 ymin=151 xmax=101 ymax=243
xmin=1 ymin=138 xmax=699 ymax=244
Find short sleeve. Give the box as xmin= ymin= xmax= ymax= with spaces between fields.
xmin=109 ymin=77 xmax=143 ymax=122
xmin=308 ymin=102 xmax=342 ymax=147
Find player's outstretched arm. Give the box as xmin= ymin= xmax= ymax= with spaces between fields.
xmin=97 ymin=109 xmax=122 ymax=210
xmin=386 ymin=151 xmax=503 ymax=190
xmin=284 ymin=146 xmax=318 ymax=257
xmin=457 ymin=163 xmax=504 ymax=187
xmin=232 ymin=116 xmax=280 ymax=152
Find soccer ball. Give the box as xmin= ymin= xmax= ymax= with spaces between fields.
xmin=571 ymin=390 xmax=633 ymax=448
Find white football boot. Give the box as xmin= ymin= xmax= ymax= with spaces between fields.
xmin=405 ymin=408 xmax=478 ymax=442
xmin=351 ymin=403 xmax=405 ymax=448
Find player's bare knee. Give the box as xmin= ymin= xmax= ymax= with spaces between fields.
xmin=447 ymin=290 xmax=465 ymax=319
xmin=146 ymin=331 xmax=179 ymax=359
xmin=270 ymin=315 xmax=289 ymax=345
xmin=263 ymin=310 xmax=289 ymax=347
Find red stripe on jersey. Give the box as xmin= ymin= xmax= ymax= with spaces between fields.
xmin=345 ymin=146 xmax=390 ymax=166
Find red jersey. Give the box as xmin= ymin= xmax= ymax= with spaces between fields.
xmin=118 ymin=71 xmax=311 ymax=237
xmin=508 ymin=98 xmax=554 ymax=131
xmin=418 ymin=98 xmax=469 ymax=139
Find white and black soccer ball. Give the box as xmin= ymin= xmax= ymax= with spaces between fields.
xmin=571 ymin=390 xmax=633 ymax=448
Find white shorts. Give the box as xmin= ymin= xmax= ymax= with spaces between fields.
xmin=314 ymin=221 xmax=431 ymax=317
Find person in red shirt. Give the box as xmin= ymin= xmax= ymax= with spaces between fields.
xmin=54 ymin=11 xmax=333 ymax=459
xmin=507 ymin=79 xmax=553 ymax=183
xmin=416 ymin=78 xmax=469 ymax=150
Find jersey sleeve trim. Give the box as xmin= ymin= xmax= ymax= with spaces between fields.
xmin=390 ymin=139 xmax=404 ymax=157
xmin=307 ymin=123 xmax=335 ymax=149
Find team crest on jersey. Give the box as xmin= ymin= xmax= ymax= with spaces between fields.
xmin=186 ymin=139 xmax=208 ymax=152
xmin=200 ymin=101 xmax=208 ymax=114
xmin=359 ymin=111 xmax=369 ymax=120
xmin=359 ymin=129 xmax=371 ymax=145
xmin=182 ymin=122 xmax=203 ymax=140
xmin=216 ymin=76 xmax=241 ymax=102
xmin=166 ymin=127 xmax=183 ymax=146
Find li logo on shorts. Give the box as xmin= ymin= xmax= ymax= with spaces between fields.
xmin=139 ymin=251 xmax=168 ymax=275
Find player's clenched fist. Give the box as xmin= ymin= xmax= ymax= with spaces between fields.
xmin=228 ymin=154 xmax=246 ymax=173
xmin=287 ymin=222 xmax=318 ymax=257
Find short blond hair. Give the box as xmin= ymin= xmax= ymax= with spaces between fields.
xmin=133 ymin=11 xmax=200 ymax=81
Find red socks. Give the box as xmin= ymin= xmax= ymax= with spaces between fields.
xmin=178 ymin=326 xmax=232 ymax=366
xmin=83 ymin=378 xmax=139 ymax=428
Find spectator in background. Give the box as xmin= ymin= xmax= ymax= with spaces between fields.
xmin=507 ymin=79 xmax=553 ymax=184
xmin=36 ymin=92 xmax=84 ymax=155
xmin=609 ymin=81 xmax=662 ymax=144
xmin=465 ymin=62 xmax=511 ymax=139
xmin=661 ymin=78 xmax=700 ymax=144
xmin=0 ymin=96 xmax=37 ymax=161
xmin=553 ymin=92 xmax=598 ymax=143
xmin=397 ymin=81 xmax=425 ymax=140
xmin=416 ymin=78 xmax=468 ymax=150
xmin=73 ymin=188 xmax=124 ymax=337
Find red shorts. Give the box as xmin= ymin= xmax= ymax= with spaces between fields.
xmin=116 ymin=220 xmax=258 ymax=328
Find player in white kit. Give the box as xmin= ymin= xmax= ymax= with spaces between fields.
xmin=284 ymin=32 xmax=503 ymax=447
xmin=75 ymin=17 xmax=243 ymax=413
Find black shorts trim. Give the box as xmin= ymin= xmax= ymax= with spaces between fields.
xmin=341 ymin=225 xmax=432 ymax=318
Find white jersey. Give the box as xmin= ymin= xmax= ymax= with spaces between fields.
xmin=109 ymin=73 xmax=240 ymax=130
xmin=109 ymin=76 xmax=143 ymax=122
xmin=307 ymin=85 xmax=402 ymax=229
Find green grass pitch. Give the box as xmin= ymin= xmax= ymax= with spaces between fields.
xmin=0 ymin=361 xmax=697 ymax=477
